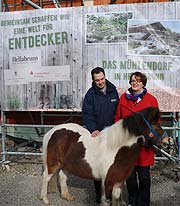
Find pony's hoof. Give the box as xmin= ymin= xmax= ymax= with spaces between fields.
xmin=2 ymin=164 xmax=10 ymax=172
xmin=40 ymin=196 xmax=49 ymax=205
xmin=61 ymin=193 xmax=74 ymax=201
xmin=99 ymin=200 xmax=111 ymax=206
xmin=99 ymin=203 xmax=110 ymax=206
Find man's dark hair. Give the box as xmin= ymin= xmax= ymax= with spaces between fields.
xmin=129 ymin=71 xmax=147 ymax=87
xmin=91 ymin=67 xmax=105 ymax=80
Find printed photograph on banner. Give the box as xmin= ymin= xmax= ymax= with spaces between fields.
xmin=85 ymin=11 xmax=133 ymax=44
xmin=128 ymin=19 xmax=180 ymax=56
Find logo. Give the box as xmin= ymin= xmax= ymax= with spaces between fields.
xmin=12 ymin=56 xmax=39 ymax=63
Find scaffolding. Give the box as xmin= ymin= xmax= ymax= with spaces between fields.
xmin=0 ymin=109 xmax=82 ymax=165
xmin=1 ymin=0 xmax=86 ymax=11
xmin=0 ymin=0 xmax=180 ymax=181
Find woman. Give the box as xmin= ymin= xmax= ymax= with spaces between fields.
xmin=114 ymin=71 xmax=159 ymax=206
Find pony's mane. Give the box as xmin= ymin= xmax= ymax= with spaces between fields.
xmin=122 ymin=113 xmax=143 ymax=136
xmin=100 ymin=120 xmax=127 ymax=149
xmin=122 ymin=107 xmax=159 ymax=136
xmin=99 ymin=107 xmax=159 ymax=149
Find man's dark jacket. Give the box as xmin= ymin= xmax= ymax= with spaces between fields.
xmin=82 ymin=79 xmax=119 ymax=133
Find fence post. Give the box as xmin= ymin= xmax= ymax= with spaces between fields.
xmin=178 ymin=112 xmax=180 ymax=166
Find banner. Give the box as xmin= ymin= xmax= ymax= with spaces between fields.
xmin=0 ymin=2 xmax=180 ymax=111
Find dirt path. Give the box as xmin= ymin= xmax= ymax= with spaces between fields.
xmin=0 ymin=157 xmax=180 ymax=206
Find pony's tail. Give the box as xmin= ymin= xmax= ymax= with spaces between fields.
xmin=42 ymin=128 xmax=55 ymax=165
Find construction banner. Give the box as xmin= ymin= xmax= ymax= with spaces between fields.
xmin=0 ymin=2 xmax=180 ymax=111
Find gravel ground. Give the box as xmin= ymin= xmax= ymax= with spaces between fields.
xmin=0 ymin=154 xmax=180 ymax=206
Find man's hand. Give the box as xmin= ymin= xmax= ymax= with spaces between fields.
xmin=91 ymin=130 xmax=100 ymax=137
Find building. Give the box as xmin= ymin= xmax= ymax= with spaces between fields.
xmin=1 ymin=0 xmax=169 ymax=12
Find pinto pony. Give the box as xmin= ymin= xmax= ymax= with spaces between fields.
xmin=40 ymin=107 xmax=169 ymax=206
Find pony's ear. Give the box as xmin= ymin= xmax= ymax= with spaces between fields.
xmin=145 ymin=107 xmax=160 ymax=122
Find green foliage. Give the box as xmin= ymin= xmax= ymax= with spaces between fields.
xmin=86 ymin=12 xmax=132 ymax=43
xmin=129 ymin=41 xmax=141 ymax=49
xmin=7 ymin=95 xmax=21 ymax=109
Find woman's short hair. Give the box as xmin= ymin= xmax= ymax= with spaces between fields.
xmin=91 ymin=67 xmax=105 ymax=80
xmin=129 ymin=71 xmax=147 ymax=87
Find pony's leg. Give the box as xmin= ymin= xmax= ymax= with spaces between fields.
xmin=101 ymin=180 xmax=110 ymax=206
xmin=59 ymin=170 xmax=74 ymax=201
xmin=111 ymin=183 xmax=122 ymax=206
xmin=40 ymin=167 xmax=53 ymax=204
xmin=48 ymin=175 xmax=58 ymax=193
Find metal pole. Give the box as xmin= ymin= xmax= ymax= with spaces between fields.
xmin=23 ymin=0 xmax=42 ymax=9
xmin=2 ymin=0 xmax=9 ymax=11
xmin=1 ymin=111 xmax=7 ymax=163
xmin=52 ymin=0 xmax=60 ymax=8
xmin=178 ymin=112 xmax=180 ymax=167
xmin=0 ymin=67 xmax=7 ymax=163
xmin=171 ymin=112 xmax=176 ymax=140
xmin=1 ymin=151 xmax=42 ymax=156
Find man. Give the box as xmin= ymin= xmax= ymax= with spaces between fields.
xmin=82 ymin=67 xmax=119 ymax=204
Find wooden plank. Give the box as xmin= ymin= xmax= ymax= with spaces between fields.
xmin=1 ymin=2 xmax=180 ymax=112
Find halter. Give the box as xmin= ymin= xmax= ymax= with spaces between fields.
xmin=119 ymin=103 xmax=167 ymax=143
xmin=140 ymin=113 xmax=167 ymax=143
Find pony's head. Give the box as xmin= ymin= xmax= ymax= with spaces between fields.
xmin=138 ymin=107 xmax=169 ymax=148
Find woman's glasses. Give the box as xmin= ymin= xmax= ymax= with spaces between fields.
xmin=130 ymin=79 xmax=142 ymax=84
